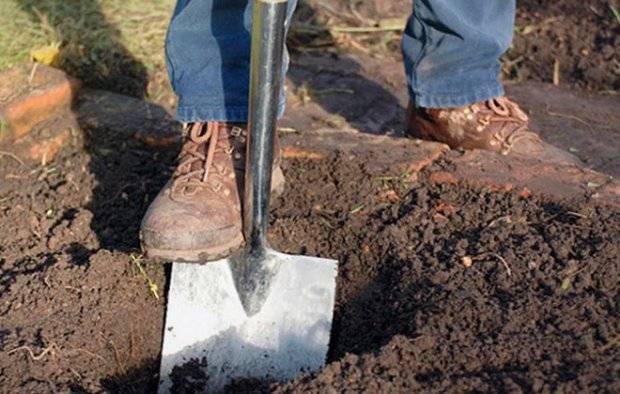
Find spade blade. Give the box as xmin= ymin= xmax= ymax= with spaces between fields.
xmin=158 ymin=252 xmax=338 ymax=393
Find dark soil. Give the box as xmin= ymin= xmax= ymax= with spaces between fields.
xmin=1 ymin=122 xmax=618 ymax=391
xmin=271 ymin=157 xmax=620 ymax=393
xmin=0 ymin=124 xmax=172 ymax=392
xmin=510 ymin=0 xmax=619 ymax=91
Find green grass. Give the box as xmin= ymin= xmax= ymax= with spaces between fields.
xmin=0 ymin=0 xmax=174 ymax=97
xmin=0 ymin=2 xmax=50 ymax=70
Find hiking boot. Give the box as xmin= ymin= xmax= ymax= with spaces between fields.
xmin=406 ymin=96 xmax=580 ymax=165
xmin=140 ymin=122 xmax=285 ymax=263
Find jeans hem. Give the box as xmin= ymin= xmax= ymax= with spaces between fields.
xmin=176 ymin=101 xmax=286 ymax=123
xmin=411 ymin=83 xmax=505 ymax=109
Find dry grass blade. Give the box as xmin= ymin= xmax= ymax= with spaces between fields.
xmin=473 ymin=253 xmax=512 ymax=276
xmin=8 ymin=343 xmax=59 ymax=361
xmin=330 ymin=25 xmax=404 ymax=34
xmin=610 ymin=3 xmax=620 ymax=24
xmin=545 ymin=105 xmax=594 ymax=130
xmin=317 ymin=1 xmax=359 ymax=25
xmin=293 ymin=23 xmax=403 ymax=35
xmin=489 ymin=253 xmax=512 ymax=276
xmin=0 ymin=151 xmax=26 ymax=166
xmin=130 ymin=253 xmax=160 ymax=300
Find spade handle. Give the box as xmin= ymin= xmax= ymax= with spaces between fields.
xmin=243 ymin=0 xmax=288 ymax=257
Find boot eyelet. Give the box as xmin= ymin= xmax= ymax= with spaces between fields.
xmin=183 ymin=185 xmax=199 ymax=196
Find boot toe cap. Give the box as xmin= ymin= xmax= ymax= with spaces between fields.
xmin=139 ymin=194 xmax=241 ymax=259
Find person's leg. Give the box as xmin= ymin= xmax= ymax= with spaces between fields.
xmin=402 ymin=0 xmax=514 ymax=108
xmin=141 ymin=0 xmax=297 ymax=262
xmin=402 ymin=0 xmax=578 ymax=165
xmin=165 ymin=0 xmax=297 ymax=122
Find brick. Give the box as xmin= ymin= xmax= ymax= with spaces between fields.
xmin=592 ymin=180 xmax=620 ymax=208
xmin=0 ymin=64 xmax=80 ymax=142
xmin=9 ymin=111 xmax=78 ymax=164
xmin=27 ymin=129 xmax=71 ymax=164
xmin=281 ymin=146 xmax=324 ymax=160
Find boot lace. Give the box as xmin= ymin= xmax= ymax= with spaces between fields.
xmin=171 ymin=122 xmax=246 ymax=197
xmin=475 ymin=97 xmax=534 ymax=154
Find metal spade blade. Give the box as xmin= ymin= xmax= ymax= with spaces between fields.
xmin=158 ymin=252 xmax=337 ymax=392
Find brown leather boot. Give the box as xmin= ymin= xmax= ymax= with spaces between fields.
xmin=140 ymin=122 xmax=285 ymax=263
xmin=407 ymin=96 xmax=580 ymax=165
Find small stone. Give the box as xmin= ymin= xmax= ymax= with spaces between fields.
xmin=433 ymin=201 xmax=457 ymax=214
xmin=519 ymin=187 xmax=532 ymax=198
xmin=461 ymin=256 xmax=473 ymax=268
xmin=429 ymin=171 xmax=459 ymax=185
xmin=344 ymin=353 xmax=359 ymax=366
xmin=381 ymin=189 xmax=400 ymax=203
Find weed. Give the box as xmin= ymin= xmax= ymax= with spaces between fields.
xmin=130 ymin=253 xmax=160 ymax=300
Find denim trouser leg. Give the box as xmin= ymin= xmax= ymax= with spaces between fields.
xmin=166 ymin=0 xmax=514 ymax=122
xmin=402 ymin=0 xmax=515 ymax=108
xmin=166 ymin=0 xmax=297 ymax=122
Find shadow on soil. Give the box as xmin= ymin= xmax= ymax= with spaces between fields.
xmin=286 ymin=1 xmax=406 ymax=134
xmin=17 ymin=0 xmax=148 ymax=97
xmin=15 ymin=4 xmax=171 ymax=391
xmin=18 ymin=0 xmax=169 ymax=251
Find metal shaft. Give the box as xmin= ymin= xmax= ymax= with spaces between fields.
xmin=244 ymin=0 xmax=287 ymax=254
xmin=230 ymin=0 xmax=288 ymax=316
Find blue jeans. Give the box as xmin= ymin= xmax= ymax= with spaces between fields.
xmin=166 ymin=0 xmax=515 ymax=122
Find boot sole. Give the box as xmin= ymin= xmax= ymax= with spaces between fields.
xmin=144 ymin=232 xmax=245 ymax=263
xmin=143 ymin=166 xmax=286 ymax=263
